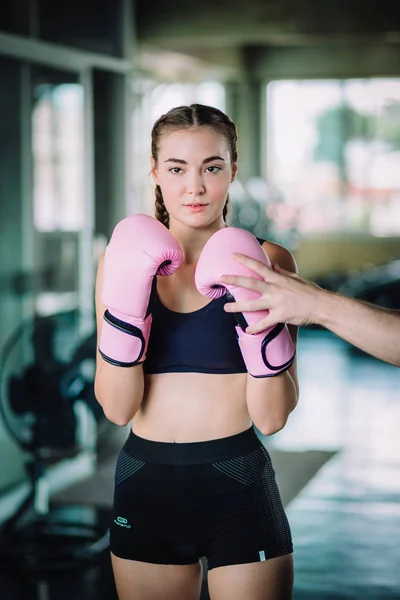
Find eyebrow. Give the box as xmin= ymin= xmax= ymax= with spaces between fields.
xmin=164 ymin=156 xmax=225 ymax=165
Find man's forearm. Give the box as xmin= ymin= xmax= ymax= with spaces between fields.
xmin=315 ymin=291 xmax=400 ymax=367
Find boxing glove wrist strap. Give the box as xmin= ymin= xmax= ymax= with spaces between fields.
xmin=236 ymin=324 xmax=295 ymax=378
xmin=99 ymin=311 xmax=152 ymax=367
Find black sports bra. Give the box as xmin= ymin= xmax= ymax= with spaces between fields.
xmin=143 ymin=237 xmax=265 ymax=375
xmin=143 ymin=289 xmax=247 ymax=375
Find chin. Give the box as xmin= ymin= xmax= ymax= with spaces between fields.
xmin=191 ymin=216 xmax=225 ymax=230
xmin=170 ymin=208 xmax=225 ymax=230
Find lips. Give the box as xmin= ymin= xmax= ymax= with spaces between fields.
xmin=185 ymin=203 xmax=208 ymax=213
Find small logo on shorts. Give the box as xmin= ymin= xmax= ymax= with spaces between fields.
xmin=114 ymin=516 xmax=131 ymax=529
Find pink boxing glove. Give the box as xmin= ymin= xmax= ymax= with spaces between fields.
xmin=99 ymin=214 xmax=183 ymax=367
xmin=195 ymin=227 xmax=295 ymax=377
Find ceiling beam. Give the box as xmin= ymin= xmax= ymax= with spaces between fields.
xmin=137 ymin=0 xmax=400 ymax=48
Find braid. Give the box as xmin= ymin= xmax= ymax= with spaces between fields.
xmin=154 ymin=185 xmax=170 ymax=229
xmin=223 ymin=195 xmax=230 ymax=222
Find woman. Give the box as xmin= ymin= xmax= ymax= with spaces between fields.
xmin=95 ymin=104 xmax=299 ymax=600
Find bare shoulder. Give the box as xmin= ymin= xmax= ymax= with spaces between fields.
xmin=261 ymin=240 xmax=298 ymax=274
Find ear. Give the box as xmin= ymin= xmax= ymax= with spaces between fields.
xmin=150 ymin=156 xmax=159 ymax=185
xmin=230 ymin=163 xmax=238 ymax=183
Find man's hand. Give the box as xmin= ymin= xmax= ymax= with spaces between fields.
xmin=221 ymin=253 xmax=322 ymax=333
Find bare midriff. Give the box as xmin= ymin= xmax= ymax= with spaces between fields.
xmin=131 ymin=371 xmax=250 ymax=443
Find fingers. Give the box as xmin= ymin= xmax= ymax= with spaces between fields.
xmin=273 ymin=262 xmax=298 ymax=279
xmin=223 ymin=299 xmax=279 ymax=333
xmin=224 ymin=297 xmax=270 ymax=314
xmin=220 ymin=274 xmax=266 ymax=293
xmin=246 ymin=315 xmax=278 ymax=334
xmin=230 ymin=253 xmax=280 ymax=281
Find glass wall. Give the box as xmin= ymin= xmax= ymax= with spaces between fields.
xmin=31 ymin=69 xmax=84 ymax=315
xmin=0 ymin=0 xmax=132 ymax=501
xmin=33 ymin=81 xmax=84 ymax=232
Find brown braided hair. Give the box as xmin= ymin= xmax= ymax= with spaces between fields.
xmin=151 ymin=104 xmax=238 ymax=229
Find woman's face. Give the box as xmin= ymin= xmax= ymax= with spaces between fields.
xmin=151 ymin=126 xmax=237 ymax=229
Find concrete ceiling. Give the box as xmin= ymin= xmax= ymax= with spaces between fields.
xmin=135 ymin=0 xmax=400 ymax=81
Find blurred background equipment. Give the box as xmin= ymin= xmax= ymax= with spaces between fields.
xmin=0 ymin=310 xmax=108 ymax=570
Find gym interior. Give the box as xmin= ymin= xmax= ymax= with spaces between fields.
xmin=0 ymin=1 xmax=399 ymax=598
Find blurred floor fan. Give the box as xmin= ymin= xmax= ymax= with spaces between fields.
xmin=0 ymin=310 xmax=109 ymax=570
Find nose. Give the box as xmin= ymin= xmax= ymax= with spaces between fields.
xmin=187 ymin=173 xmax=205 ymax=196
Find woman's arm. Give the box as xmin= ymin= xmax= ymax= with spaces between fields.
xmin=246 ymin=370 xmax=298 ymax=436
xmin=222 ymin=255 xmax=400 ymax=368
xmin=241 ymin=243 xmax=299 ymax=436
xmin=94 ymin=254 xmax=145 ymax=426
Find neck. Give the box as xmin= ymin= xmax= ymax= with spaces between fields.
xmin=169 ymin=217 xmax=227 ymax=264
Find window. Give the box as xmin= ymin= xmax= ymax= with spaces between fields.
xmin=33 ymin=83 xmax=84 ymax=232
xmin=267 ymin=79 xmax=400 ymax=236
xmin=32 ymin=79 xmax=85 ymax=313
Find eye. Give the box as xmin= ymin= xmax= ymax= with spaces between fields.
xmin=206 ymin=166 xmax=221 ymax=174
xmin=169 ymin=167 xmax=183 ymax=174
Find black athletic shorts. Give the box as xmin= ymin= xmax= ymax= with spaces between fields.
xmin=110 ymin=426 xmax=293 ymax=569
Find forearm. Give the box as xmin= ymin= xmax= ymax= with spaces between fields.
xmin=246 ymin=370 xmax=298 ymax=436
xmin=316 ymin=291 xmax=400 ymax=367
xmin=94 ymin=359 xmax=144 ymax=426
